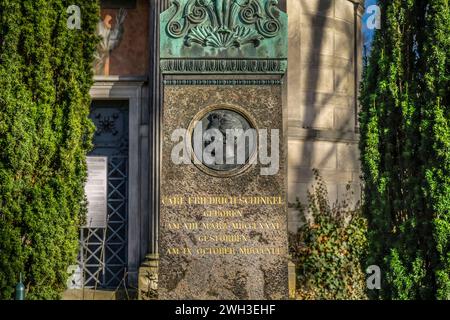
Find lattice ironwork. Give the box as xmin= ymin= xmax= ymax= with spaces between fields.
xmin=79 ymin=156 xmax=128 ymax=288
xmin=79 ymin=102 xmax=129 ymax=289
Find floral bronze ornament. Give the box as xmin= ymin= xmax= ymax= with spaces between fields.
xmin=166 ymin=0 xmax=281 ymax=49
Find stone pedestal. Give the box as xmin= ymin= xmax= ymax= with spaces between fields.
xmin=157 ymin=0 xmax=288 ymax=300
xmin=159 ymin=84 xmax=288 ymax=299
xmin=138 ymin=253 xmax=159 ymax=300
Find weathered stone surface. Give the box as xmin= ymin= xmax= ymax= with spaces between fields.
xmin=288 ymin=140 xmax=337 ymax=169
xmin=286 ymin=1 xmax=363 ymax=224
xmin=334 ymin=107 xmax=355 ymax=131
xmin=302 ymin=105 xmax=335 ymax=129
xmin=337 ymin=142 xmax=360 ymax=170
xmin=159 ymin=85 xmax=288 ymax=300
xmin=335 ymin=0 xmax=355 ymax=23
xmin=300 ymin=25 xmax=335 ymax=56
xmin=300 ymin=66 xmax=334 ymax=93
xmin=300 ymin=0 xmax=334 ymax=17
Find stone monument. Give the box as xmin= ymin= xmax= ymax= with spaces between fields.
xmin=159 ymin=0 xmax=288 ymax=300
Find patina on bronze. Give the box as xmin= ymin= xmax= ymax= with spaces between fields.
xmin=188 ymin=105 xmax=258 ymax=177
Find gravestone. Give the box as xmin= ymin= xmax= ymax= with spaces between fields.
xmin=159 ymin=0 xmax=288 ymax=300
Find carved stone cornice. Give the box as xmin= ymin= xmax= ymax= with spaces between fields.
xmin=163 ymin=79 xmax=283 ymax=85
xmin=160 ymin=58 xmax=287 ymax=74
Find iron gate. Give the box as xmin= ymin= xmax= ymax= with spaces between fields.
xmin=79 ymin=100 xmax=129 ymax=289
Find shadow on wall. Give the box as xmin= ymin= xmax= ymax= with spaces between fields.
xmin=287 ymin=0 xmax=362 ymax=233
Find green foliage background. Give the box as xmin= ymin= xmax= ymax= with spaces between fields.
xmin=360 ymin=0 xmax=450 ymax=299
xmin=289 ymin=171 xmax=368 ymax=300
xmin=0 ymin=0 xmax=99 ymax=299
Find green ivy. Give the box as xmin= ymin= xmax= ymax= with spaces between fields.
xmin=359 ymin=0 xmax=449 ymax=299
xmin=0 ymin=0 xmax=99 ymax=299
xmin=289 ymin=170 xmax=368 ymax=300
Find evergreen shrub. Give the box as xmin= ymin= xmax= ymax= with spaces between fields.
xmin=0 ymin=0 xmax=99 ymax=299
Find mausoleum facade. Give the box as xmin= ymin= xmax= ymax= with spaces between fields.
xmin=82 ymin=0 xmax=363 ymax=294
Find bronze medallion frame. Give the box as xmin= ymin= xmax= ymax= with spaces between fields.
xmin=187 ymin=103 xmax=259 ymax=178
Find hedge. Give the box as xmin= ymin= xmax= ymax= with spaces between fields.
xmin=0 ymin=0 xmax=99 ymax=299
xmin=359 ymin=0 xmax=450 ymax=299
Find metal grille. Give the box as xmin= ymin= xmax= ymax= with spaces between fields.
xmin=79 ymin=102 xmax=129 ymax=289
xmin=104 ymin=156 xmax=128 ymax=287
xmin=79 ymin=156 xmax=128 ymax=288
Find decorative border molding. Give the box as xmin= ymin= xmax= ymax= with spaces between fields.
xmin=160 ymin=59 xmax=287 ymax=74
xmin=163 ymin=79 xmax=283 ymax=85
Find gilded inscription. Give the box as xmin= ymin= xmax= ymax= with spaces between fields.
xmin=162 ymin=195 xmax=284 ymax=206
xmin=203 ymin=210 xmax=243 ymax=217
xmin=162 ymin=194 xmax=286 ymax=256
xmin=166 ymin=247 xmax=286 ymax=256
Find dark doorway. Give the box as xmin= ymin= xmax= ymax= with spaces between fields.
xmin=79 ymin=100 xmax=129 ymax=289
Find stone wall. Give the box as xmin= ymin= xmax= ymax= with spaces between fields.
xmin=286 ymin=0 xmax=364 ymax=233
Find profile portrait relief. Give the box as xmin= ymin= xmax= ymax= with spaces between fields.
xmin=191 ymin=108 xmax=257 ymax=173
